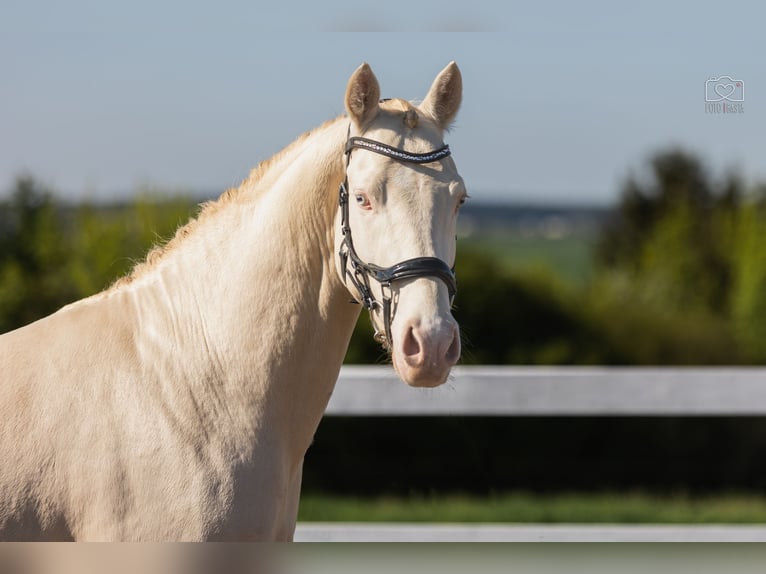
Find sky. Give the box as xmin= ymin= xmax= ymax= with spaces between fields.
xmin=1 ymin=1 xmax=764 ymax=205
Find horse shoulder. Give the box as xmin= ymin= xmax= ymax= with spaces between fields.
xmin=0 ymin=294 xmax=141 ymax=539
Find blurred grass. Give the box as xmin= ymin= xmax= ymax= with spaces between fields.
xmin=298 ymin=492 xmax=766 ymax=523
xmin=461 ymin=234 xmax=594 ymax=288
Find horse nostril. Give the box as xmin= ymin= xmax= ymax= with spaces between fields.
xmin=402 ymin=326 xmax=422 ymax=362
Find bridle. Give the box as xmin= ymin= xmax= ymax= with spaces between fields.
xmin=338 ymin=130 xmax=458 ymax=349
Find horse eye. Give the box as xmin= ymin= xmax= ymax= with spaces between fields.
xmin=355 ymin=194 xmax=371 ymax=208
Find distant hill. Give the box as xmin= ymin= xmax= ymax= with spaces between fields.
xmin=36 ymin=191 xmax=612 ymax=242
xmin=459 ymin=201 xmax=612 ymax=240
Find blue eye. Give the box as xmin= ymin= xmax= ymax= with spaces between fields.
xmin=355 ymin=194 xmax=365 ymax=204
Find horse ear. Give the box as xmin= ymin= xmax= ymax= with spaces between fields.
xmin=345 ymin=63 xmax=381 ymax=128
xmin=420 ymin=61 xmax=462 ymax=130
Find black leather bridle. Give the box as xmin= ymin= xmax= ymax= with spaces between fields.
xmin=338 ymin=131 xmax=458 ymax=349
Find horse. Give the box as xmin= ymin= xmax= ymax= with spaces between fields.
xmin=0 ymin=62 xmax=466 ymax=541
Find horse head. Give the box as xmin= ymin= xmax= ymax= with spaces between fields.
xmin=337 ymin=62 xmax=466 ymax=388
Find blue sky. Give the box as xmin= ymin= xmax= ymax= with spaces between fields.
xmin=1 ymin=1 xmax=763 ymax=204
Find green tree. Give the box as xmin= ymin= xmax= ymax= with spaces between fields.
xmin=0 ymin=176 xmax=76 ymax=332
xmin=731 ymin=190 xmax=766 ymax=361
xmin=0 ymin=177 xmax=198 ymax=334
xmin=597 ymin=149 xmax=741 ymax=316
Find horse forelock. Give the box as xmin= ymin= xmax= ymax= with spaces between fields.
xmin=378 ymin=99 xmax=421 ymax=129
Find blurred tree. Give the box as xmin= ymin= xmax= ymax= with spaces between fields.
xmin=451 ymin=247 xmax=608 ymax=365
xmin=64 ymin=202 xmax=134 ymax=296
xmin=731 ymin=188 xmax=766 ymax=362
xmin=0 ymin=178 xmax=197 ymax=334
xmin=597 ymin=149 xmax=741 ymax=316
xmin=3 ymin=160 xmax=763 ymax=366
xmin=0 ymin=176 xmax=76 ymax=332
xmin=63 ymin=195 xmax=194 ymax=297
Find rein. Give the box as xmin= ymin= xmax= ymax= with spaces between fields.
xmin=338 ymin=131 xmax=457 ymax=348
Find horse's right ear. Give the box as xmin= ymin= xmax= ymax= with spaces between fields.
xmin=345 ymin=63 xmax=380 ymax=128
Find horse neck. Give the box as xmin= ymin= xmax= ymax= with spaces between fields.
xmin=120 ymin=118 xmax=359 ymax=452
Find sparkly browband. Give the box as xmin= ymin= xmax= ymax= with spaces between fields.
xmin=345 ymin=137 xmax=451 ymax=164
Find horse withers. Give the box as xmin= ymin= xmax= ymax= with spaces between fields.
xmin=0 ymin=62 xmax=466 ymax=540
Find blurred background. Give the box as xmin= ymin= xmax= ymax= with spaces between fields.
xmin=2 ymin=1 xmax=766 ymax=524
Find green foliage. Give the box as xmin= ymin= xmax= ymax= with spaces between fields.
xmin=461 ymin=233 xmax=595 ymax=288
xmin=0 ymin=177 xmax=196 ymax=333
xmin=598 ymin=149 xmax=738 ymax=314
xmin=452 ymin=247 xmax=606 ymax=365
xmin=731 ymin=193 xmax=766 ymax=361
xmin=3 ymin=149 xmax=766 ymax=366
xmin=58 ymin=197 xmax=194 ymax=298
xmin=583 ymin=273 xmax=742 ymax=365
xmin=591 ymin=148 xmax=765 ymax=364
xmin=0 ymin=176 xmax=75 ymax=331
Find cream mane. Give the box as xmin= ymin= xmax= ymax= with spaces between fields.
xmin=112 ymin=117 xmax=344 ymax=289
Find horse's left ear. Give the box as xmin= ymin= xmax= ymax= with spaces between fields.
xmin=420 ymin=61 xmax=462 ymax=130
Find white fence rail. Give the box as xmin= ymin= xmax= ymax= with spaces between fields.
xmin=328 ymin=365 xmax=766 ymax=416
xmin=306 ymin=365 xmax=766 ymax=542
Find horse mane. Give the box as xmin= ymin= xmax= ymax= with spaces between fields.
xmin=111 ymin=116 xmax=343 ymax=290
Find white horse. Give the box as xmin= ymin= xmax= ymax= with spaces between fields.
xmin=0 ymin=62 xmax=465 ymax=541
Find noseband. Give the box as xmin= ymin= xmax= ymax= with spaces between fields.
xmin=338 ymin=131 xmax=458 ymax=349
